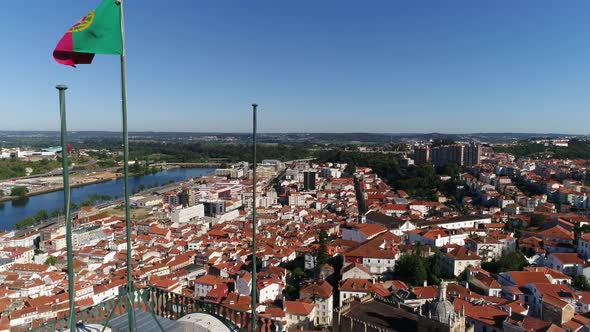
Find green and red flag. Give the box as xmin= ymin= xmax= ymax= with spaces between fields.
xmin=53 ymin=0 xmax=122 ymax=66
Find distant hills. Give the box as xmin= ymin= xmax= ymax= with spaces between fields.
xmin=0 ymin=131 xmax=584 ymax=145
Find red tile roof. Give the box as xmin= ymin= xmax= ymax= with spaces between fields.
xmin=453 ymin=298 xmax=508 ymax=329
xmin=505 ymin=271 xmax=551 ymax=287
xmin=284 ymin=300 xmax=315 ymax=316
xmin=300 ymin=280 xmax=333 ymax=299
xmin=550 ymin=253 xmax=584 ymax=265
xmin=411 ymin=286 xmax=438 ymax=299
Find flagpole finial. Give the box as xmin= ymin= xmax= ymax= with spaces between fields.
xmin=55 ymin=85 xmax=68 ymax=90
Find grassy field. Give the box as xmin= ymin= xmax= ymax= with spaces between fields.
xmin=0 ymin=159 xmax=62 ymax=180
xmin=103 ymin=206 xmax=152 ymax=220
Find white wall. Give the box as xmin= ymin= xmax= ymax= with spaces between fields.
xmin=258 ymin=283 xmax=282 ymax=303
xmin=171 ymin=204 xmax=205 ymax=224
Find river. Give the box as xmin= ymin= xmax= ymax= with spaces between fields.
xmin=0 ymin=168 xmax=214 ymax=230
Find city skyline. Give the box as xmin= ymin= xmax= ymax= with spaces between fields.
xmin=2 ymin=1 xmax=590 ymax=133
xmin=4 ymin=2 xmax=590 ymax=331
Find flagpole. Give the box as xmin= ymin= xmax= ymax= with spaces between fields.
xmin=56 ymin=84 xmax=76 ymax=332
xmin=251 ymin=103 xmax=258 ymax=332
xmin=117 ymin=0 xmax=135 ymax=330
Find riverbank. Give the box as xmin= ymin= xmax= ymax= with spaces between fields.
xmin=0 ymin=168 xmax=215 ymax=230
xmin=0 ymin=165 xmax=188 ymax=203
xmin=0 ymin=172 xmax=122 ymax=203
xmin=0 ymin=163 xmax=224 ymax=203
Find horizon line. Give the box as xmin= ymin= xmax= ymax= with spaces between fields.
xmin=0 ymin=130 xmax=586 ymax=136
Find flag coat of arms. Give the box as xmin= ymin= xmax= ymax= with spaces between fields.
xmin=53 ymin=0 xmax=122 ymax=66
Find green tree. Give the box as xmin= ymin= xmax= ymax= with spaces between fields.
xmin=529 ymin=214 xmax=547 ymax=228
xmin=442 ymin=163 xmax=461 ymax=177
xmin=482 ymin=251 xmax=528 ymax=274
xmin=316 ymin=230 xmax=330 ymax=266
xmin=97 ymin=159 xmax=117 ymax=168
xmin=427 ymin=256 xmax=443 ymax=284
xmin=283 ymin=285 xmax=298 ymax=301
xmin=34 ymin=209 xmax=49 ymax=222
xmin=432 ymin=139 xmax=456 ymax=147
xmin=394 ymin=254 xmax=429 ymax=286
xmin=179 ymin=190 xmax=190 ymax=207
xmin=131 ymin=160 xmax=141 ymax=173
xmin=10 ymin=186 xmax=28 ymax=198
xmin=504 ymin=219 xmax=514 ymax=232
xmin=573 ymin=275 xmax=590 ymax=291
xmin=412 ymin=241 xmax=423 ymax=256
xmin=457 ymin=268 xmax=470 ymax=282
xmin=45 ymin=256 xmax=57 ymax=266
xmin=292 ymin=267 xmax=305 ymax=280
xmin=81 ymin=199 xmax=93 ymax=207
xmin=497 ymin=251 xmax=529 ymax=271
xmin=14 ymin=216 xmax=36 ymax=229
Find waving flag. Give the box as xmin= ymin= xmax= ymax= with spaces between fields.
xmin=53 ymin=0 xmax=122 ymax=66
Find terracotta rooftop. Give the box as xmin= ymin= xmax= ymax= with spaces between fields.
xmin=284 ymin=300 xmax=315 ymax=316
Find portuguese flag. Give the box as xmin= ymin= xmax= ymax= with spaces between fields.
xmin=53 ymin=0 xmax=122 ymax=66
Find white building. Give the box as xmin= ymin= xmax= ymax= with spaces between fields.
xmin=284 ymin=301 xmax=316 ymax=330
xmin=72 ymin=225 xmax=109 ymax=249
xmin=415 ymin=216 xmax=492 ymax=230
xmin=288 ymin=194 xmax=307 ymax=207
xmin=194 ymin=275 xmax=224 ymax=298
xmin=171 ymin=204 xmax=205 ymax=224
xmin=341 ymin=263 xmax=373 ymax=280
xmin=257 ymin=280 xmax=283 ymax=303
xmin=547 ymin=253 xmax=584 ymax=277
xmin=407 ymin=228 xmax=469 ymax=247
xmin=341 ymin=223 xmax=387 ymax=243
xmin=436 ymin=246 xmax=482 ymax=277
xmin=578 ymin=233 xmax=590 ymax=260
xmin=300 ymin=281 xmax=333 ymax=326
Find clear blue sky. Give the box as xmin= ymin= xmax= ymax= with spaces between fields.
xmin=1 ymin=1 xmax=589 ymax=134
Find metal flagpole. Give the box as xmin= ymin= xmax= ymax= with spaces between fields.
xmin=117 ymin=0 xmax=135 ymax=330
xmin=56 ymin=84 xmax=76 ymax=332
xmin=251 ymin=103 xmax=258 ymax=332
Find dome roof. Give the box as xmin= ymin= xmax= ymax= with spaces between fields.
xmin=428 ymin=281 xmax=457 ymax=325
xmin=429 ymin=299 xmax=455 ymax=324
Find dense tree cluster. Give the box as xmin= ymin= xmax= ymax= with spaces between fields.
xmin=393 ymin=253 xmax=445 ymax=286
xmin=431 ymin=139 xmax=456 ymax=147
xmin=481 ymin=251 xmax=528 ymax=274
xmin=13 ymin=193 xmax=114 ymax=229
xmin=14 ymin=208 xmax=54 ymax=229
xmin=10 ymin=186 xmax=28 ymax=198
xmin=528 ymin=214 xmax=547 ymax=228
xmin=84 ymin=140 xmax=312 ymax=163
xmin=0 ymin=159 xmax=62 ymax=180
xmin=494 ymin=139 xmax=590 ymax=159
xmin=573 ymin=275 xmax=590 ymax=291
xmin=316 ymin=150 xmax=458 ymax=200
